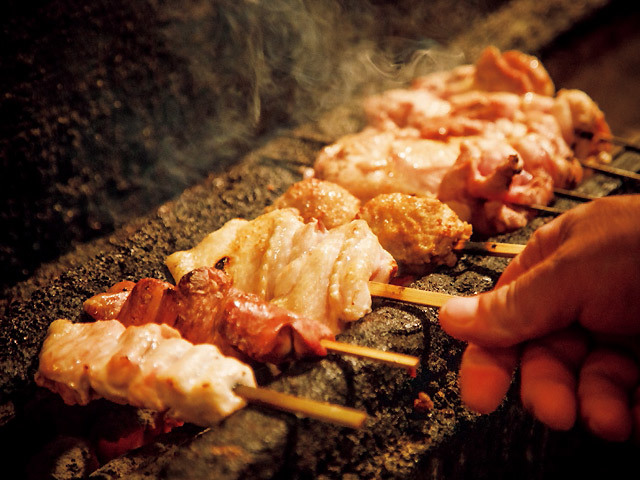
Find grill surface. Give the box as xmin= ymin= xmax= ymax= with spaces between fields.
xmin=2 ymin=116 xmax=640 ymax=479
xmin=2 ymin=0 xmax=640 ymax=478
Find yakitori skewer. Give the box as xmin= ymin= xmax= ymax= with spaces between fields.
xmin=453 ymin=240 xmax=524 ymax=258
xmin=234 ymin=384 xmax=367 ymax=429
xmin=36 ymin=319 xmax=368 ymax=430
xmin=83 ymin=270 xmax=420 ymax=372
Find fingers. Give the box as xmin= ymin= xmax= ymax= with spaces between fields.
xmin=578 ymin=349 xmax=640 ymax=442
xmin=495 ymin=218 xmax=561 ymax=289
xmin=439 ymin=217 xmax=579 ymax=347
xmin=520 ymin=329 xmax=588 ymax=431
xmin=458 ymin=343 xmax=518 ymax=414
xmin=439 ymin=262 xmax=576 ymax=348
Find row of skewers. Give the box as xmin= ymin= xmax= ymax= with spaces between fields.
xmin=34 ymin=47 xmax=640 ymax=446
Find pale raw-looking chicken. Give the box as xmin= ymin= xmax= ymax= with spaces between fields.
xmin=84 ymin=267 xmax=333 ymax=364
xmin=408 ymin=46 xmax=554 ymax=98
xmin=265 ymin=177 xmax=361 ymax=229
xmin=437 ymin=140 xmax=548 ymax=233
xmin=366 ymin=88 xmax=599 ymax=182
xmin=269 ymin=178 xmax=473 ymax=270
xmin=314 ymin=127 xmax=461 ymax=202
xmin=358 ymin=193 xmax=472 ymax=272
xmin=313 ymin=128 xmax=535 ymax=234
xmin=35 ymin=319 xmax=256 ymax=427
xmin=166 ymin=208 xmax=397 ymax=334
xmin=314 ymin=46 xmax=612 ymax=235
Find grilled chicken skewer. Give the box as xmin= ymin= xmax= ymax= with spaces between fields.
xmin=36 ymin=319 xmax=256 ymax=426
xmin=35 ymin=319 xmax=367 ymax=429
xmin=85 ymin=267 xmax=419 ymax=370
xmin=166 ymin=208 xmax=398 ymax=335
xmin=313 ymin=47 xmax=613 ymax=235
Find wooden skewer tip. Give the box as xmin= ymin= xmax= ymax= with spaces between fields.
xmin=320 ymin=339 xmax=419 ymax=375
xmin=235 ymin=384 xmax=367 ymax=429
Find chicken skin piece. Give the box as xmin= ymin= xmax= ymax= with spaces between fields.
xmin=166 ymin=208 xmax=397 ymax=334
xmin=35 ymin=319 xmax=256 ymax=426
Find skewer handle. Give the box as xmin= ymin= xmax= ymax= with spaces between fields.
xmin=369 ymin=281 xmax=456 ymax=308
xmin=320 ymin=339 xmax=419 ymax=371
xmin=454 ymin=240 xmax=525 ymax=258
xmin=234 ymin=384 xmax=367 ymax=429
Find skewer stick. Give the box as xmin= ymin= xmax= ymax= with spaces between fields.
xmin=579 ymin=160 xmax=640 ymax=182
xmin=553 ymin=188 xmax=597 ymax=202
xmin=575 ymin=130 xmax=640 ymax=154
xmin=369 ymin=281 xmax=456 ymax=308
xmin=509 ymin=202 xmax=568 ymax=215
xmin=234 ymin=384 xmax=367 ymax=429
xmin=453 ymin=240 xmax=524 ymax=258
xmin=320 ymin=339 xmax=419 ymax=371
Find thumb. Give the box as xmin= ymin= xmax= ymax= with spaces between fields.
xmin=439 ymin=258 xmax=578 ymax=348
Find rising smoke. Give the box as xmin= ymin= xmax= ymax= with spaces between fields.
xmin=0 ymin=0 xmax=503 ymax=291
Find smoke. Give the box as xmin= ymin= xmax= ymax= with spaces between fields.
xmin=1 ymin=0 xmax=500 ymax=290
xmin=159 ymin=0 xmax=466 ymax=130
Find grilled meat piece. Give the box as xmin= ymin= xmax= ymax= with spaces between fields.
xmin=315 ymin=46 xmax=611 ymax=235
xmin=166 ymin=208 xmax=397 ymax=334
xmin=82 ymin=280 xmax=136 ymax=320
xmin=84 ymin=267 xmax=333 ymax=364
xmin=266 ymin=177 xmax=361 ymax=230
xmin=314 ymin=127 xmax=461 ymax=202
xmin=358 ymin=193 xmax=472 ymax=271
xmin=35 ymin=319 xmax=256 ymax=426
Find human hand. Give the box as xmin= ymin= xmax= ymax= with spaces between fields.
xmin=439 ymin=194 xmax=640 ymax=441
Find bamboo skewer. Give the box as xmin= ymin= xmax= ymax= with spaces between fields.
xmin=580 ymin=160 xmax=640 ymax=182
xmin=509 ymin=202 xmax=568 ymax=215
xmin=453 ymin=240 xmax=524 ymax=258
xmin=320 ymin=339 xmax=420 ymax=372
xmin=369 ymin=281 xmax=456 ymax=308
xmin=575 ymin=130 xmax=640 ymax=154
xmin=552 ymin=188 xmax=598 ymax=202
xmin=234 ymin=384 xmax=367 ymax=429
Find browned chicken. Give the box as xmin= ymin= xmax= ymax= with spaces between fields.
xmin=83 ymin=267 xmax=333 ymax=364
xmin=269 ymin=179 xmax=474 ymax=271
xmin=358 ymin=193 xmax=472 ymax=272
xmin=266 ymin=178 xmax=361 ymax=229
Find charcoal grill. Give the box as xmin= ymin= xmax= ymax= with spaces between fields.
xmin=2 ymin=0 xmax=640 ymax=478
